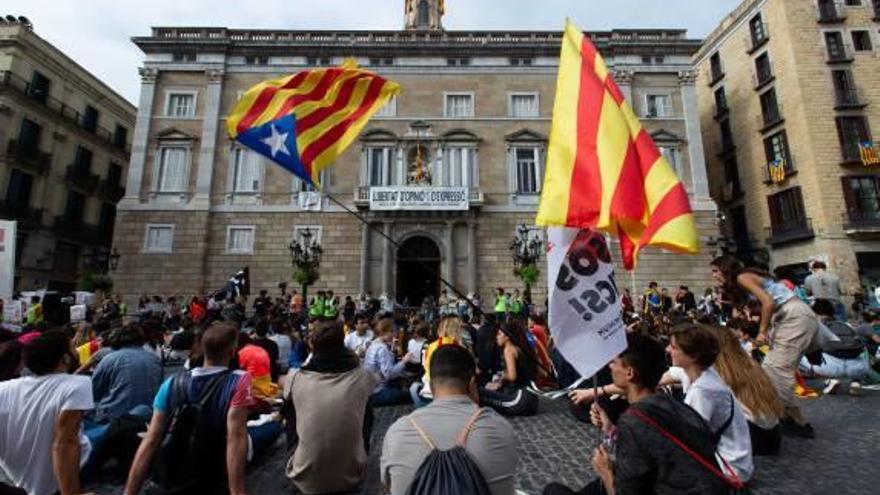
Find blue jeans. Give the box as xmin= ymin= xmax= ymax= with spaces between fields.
xmin=82 ymin=404 xmax=152 ymax=474
xmin=409 ymin=382 xmax=433 ymax=409
xmin=248 ymin=420 xmax=283 ymax=461
xmin=369 ymin=386 xmax=410 ymax=407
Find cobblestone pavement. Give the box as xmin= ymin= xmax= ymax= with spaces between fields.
xmin=75 ymin=382 xmax=876 ymax=495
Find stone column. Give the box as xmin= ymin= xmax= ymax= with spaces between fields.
xmin=360 ymin=222 xmax=370 ymax=293
xmin=444 ymin=221 xmax=455 ymax=286
xmin=193 ymin=68 xmax=225 ymax=209
xmin=612 ymin=70 xmax=635 ymax=105
xmin=382 ymin=222 xmax=393 ymax=295
xmin=467 ymin=220 xmax=477 ymax=294
xmin=679 ymin=70 xmax=711 ymax=201
xmin=120 ymin=67 xmax=158 ymax=207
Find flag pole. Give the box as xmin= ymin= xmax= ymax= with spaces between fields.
xmin=321 ymin=192 xmax=493 ymax=324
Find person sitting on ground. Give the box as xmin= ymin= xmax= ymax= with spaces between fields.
xmin=665 ymin=323 xmax=754 ymax=482
xmin=543 ymin=333 xmax=728 ymax=495
xmin=404 ymin=320 xmax=429 ymax=376
xmin=479 ymin=320 xmax=539 ymax=416
xmin=0 ymin=330 xmax=95 ymax=495
xmin=238 ymin=332 xmax=279 ymax=403
xmin=362 ymin=318 xmax=412 ymax=407
xmin=411 ymin=315 xmax=465 ymax=407
xmin=382 ymin=344 xmax=518 ymax=495
xmin=124 ymin=322 xmax=282 ymax=495
xmin=799 ymin=299 xmax=869 ymax=396
xmin=251 ymin=319 xmax=280 ymax=382
xmin=344 ymin=313 xmax=375 ymax=358
xmin=270 ymin=320 xmax=293 ymax=376
xmin=283 ymin=320 xmax=378 ymax=494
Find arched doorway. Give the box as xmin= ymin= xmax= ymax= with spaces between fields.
xmin=396 ymin=236 xmax=440 ymax=307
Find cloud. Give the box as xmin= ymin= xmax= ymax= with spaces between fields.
xmin=3 ymin=0 xmax=740 ymax=104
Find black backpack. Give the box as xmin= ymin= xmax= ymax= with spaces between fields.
xmin=824 ymin=321 xmax=865 ymax=359
xmin=149 ymin=370 xmax=232 ymax=495
xmin=404 ymin=408 xmax=492 ymax=495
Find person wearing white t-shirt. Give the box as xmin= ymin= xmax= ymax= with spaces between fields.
xmin=0 ymin=330 xmax=95 ymax=495
xmin=344 ymin=314 xmax=375 ymax=358
xmin=665 ymin=323 xmax=754 ymax=483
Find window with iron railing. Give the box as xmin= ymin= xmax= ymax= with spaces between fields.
xmin=836 ymin=116 xmax=871 ymax=162
xmin=720 ymin=120 xmax=735 ymax=152
xmin=767 ymin=186 xmax=811 ymax=240
xmin=17 ymin=118 xmax=42 ymax=156
xmin=759 ymin=88 xmax=782 ymax=127
xmin=82 ymin=105 xmax=99 ymax=134
xmin=63 ymin=191 xmax=85 ymax=225
xmin=107 ymin=163 xmax=123 ymax=187
xmin=754 ymin=53 xmax=773 ymax=87
xmin=710 ymin=53 xmax=724 ymax=82
xmin=852 ymin=30 xmax=873 ymax=51
xmin=818 ymin=0 xmax=846 ymax=22
xmin=113 ymin=125 xmax=128 ymax=149
xmin=825 ymin=31 xmax=852 ymax=61
xmin=27 ymin=71 xmax=50 ymax=103
xmin=748 ymin=14 xmax=768 ymax=50
xmin=842 ymin=175 xmax=880 ymax=225
xmin=74 ymin=146 xmax=93 ymax=174
xmin=832 ymin=70 xmax=863 ymax=107
xmin=5 ymin=169 xmax=33 ymax=209
xmin=714 ymin=87 xmax=729 ymax=118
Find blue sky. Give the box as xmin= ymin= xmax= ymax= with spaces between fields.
xmin=4 ymin=0 xmax=742 ymax=103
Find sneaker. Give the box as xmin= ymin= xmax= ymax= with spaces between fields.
xmin=781 ymin=418 xmax=816 ymax=439
xmin=850 ymin=381 xmax=862 ymax=396
xmin=822 ymin=379 xmax=840 ymax=395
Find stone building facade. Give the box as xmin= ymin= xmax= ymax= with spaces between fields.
xmin=695 ymin=0 xmax=880 ymax=296
xmin=115 ymin=0 xmax=718 ymax=305
xmin=0 ymin=18 xmax=136 ymax=291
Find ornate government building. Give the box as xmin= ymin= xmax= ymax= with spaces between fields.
xmin=113 ymin=0 xmax=718 ymax=304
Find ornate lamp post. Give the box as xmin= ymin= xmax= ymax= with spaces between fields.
xmin=289 ymin=228 xmax=323 ymax=307
xmin=109 ymin=248 xmax=121 ymax=272
xmin=509 ymin=224 xmax=543 ymax=303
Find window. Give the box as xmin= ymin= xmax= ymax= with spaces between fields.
xmin=843 ymin=176 xmax=880 ymax=222
xmin=659 ymin=146 xmax=682 ymax=177
xmin=417 ymin=0 xmax=430 ymax=27
xmin=645 ymin=95 xmax=671 ymax=118
xmin=515 ymin=147 xmax=542 ymax=194
xmin=729 ymin=206 xmax=750 ymax=249
xmin=295 ymin=170 xmax=325 ymax=193
xmin=767 ymin=187 xmax=809 ymax=235
xmin=710 ymin=52 xmax=724 ymax=82
xmin=825 ymin=31 xmax=850 ymax=60
xmin=231 ymin=148 xmax=262 ymax=193
xmin=818 ymin=0 xmax=844 ymax=21
xmin=64 ymin=192 xmax=85 ymax=225
xmin=6 ymin=169 xmax=33 ymax=207
xmin=374 ymin=95 xmax=397 ymax=117
xmin=226 ymin=226 xmax=255 ymax=254
xmin=99 ymin=204 xmax=116 ymax=239
xmin=446 ymin=58 xmax=472 ymax=66
xmin=74 ymin=146 xmax=93 ymax=173
xmin=509 ymin=93 xmax=539 ymax=118
xmin=82 ymin=105 xmax=99 ymax=133
xmin=836 ymin=116 xmax=871 ymax=161
xmin=844 ymin=0 xmax=862 ymax=5
xmin=641 ymin=56 xmax=652 ymax=64
xmin=369 ymin=57 xmax=394 ymax=66
xmin=442 ymin=147 xmax=476 ymax=187
xmin=763 ymin=130 xmax=793 ymax=170
xmin=759 ymin=88 xmax=782 ymax=126
xmin=832 ymin=69 xmax=860 ymax=106
xmin=166 ymin=92 xmax=196 ymax=118
xmin=509 ymin=58 xmax=534 ymax=66
xmin=245 ymin=55 xmax=268 ymax=65
xmin=27 ymin=71 xmax=50 ymax=103
xmin=156 ymin=147 xmax=188 ymax=192
xmin=18 ymin=118 xmax=41 ymax=155
xmin=444 ymin=93 xmax=474 ymax=118
xmin=720 ymin=120 xmax=735 ymax=151
xmin=852 ymin=30 xmax=873 ymax=51
xmin=723 ymin=155 xmax=742 ymax=196
xmin=107 ymin=163 xmax=123 ymax=187
xmin=144 ymin=225 xmax=174 ymax=253
xmin=714 ymin=87 xmax=729 ymax=117
xmin=654 ymin=56 xmax=665 ymax=64
xmin=113 ymin=125 xmax=128 ymax=149
xmin=306 ymin=57 xmax=332 ymax=66
xmin=366 ymin=146 xmax=395 ymax=186
xmin=754 ymin=53 xmax=773 ymax=86
xmin=749 ymin=14 xmax=768 ymax=47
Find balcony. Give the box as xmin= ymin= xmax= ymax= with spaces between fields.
xmin=762 ymin=157 xmax=796 ymax=184
xmin=840 ymin=141 xmax=865 ymax=165
xmin=753 ymin=68 xmax=775 ymax=91
xmin=354 ymin=185 xmax=484 ymax=210
xmin=756 ymin=104 xmax=784 ymax=132
xmin=834 ymin=87 xmax=868 ymax=109
xmin=0 ymin=201 xmax=42 ymax=230
xmin=745 ymin=23 xmax=770 ymax=54
xmin=843 ymin=209 xmax=880 ymax=238
xmin=52 ymin=216 xmax=101 ymax=244
xmin=65 ymin=165 xmax=100 ymax=193
xmin=826 ymin=43 xmax=854 ymax=64
xmin=817 ymin=1 xmax=847 ymax=23
xmin=6 ymin=139 xmax=53 ymax=175
xmin=719 ymin=180 xmax=744 ymax=203
xmin=765 ymin=218 xmax=815 ymax=246
xmin=713 ymin=103 xmax=730 ymax=121
xmin=98 ymin=179 xmax=126 ymax=203
xmin=0 ymin=70 xmax=130 ymax=155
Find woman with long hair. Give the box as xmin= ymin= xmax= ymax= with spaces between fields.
xmin=479 ymin=319 xmax=539 ymax=416
xmin=410 ymin=314 xmax=463 ymax=407
xmin=710 ymin=255 xmax=818 ymax=438
xmin=708 ymin=325 xmax=784 ymax=455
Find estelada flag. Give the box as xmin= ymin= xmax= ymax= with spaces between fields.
xmin=536 ymin=21 xmax=699 ymax=270
xmin=227 ymin=60 xmax=400 ymax=187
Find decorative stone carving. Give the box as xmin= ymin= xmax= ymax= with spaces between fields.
xmin=206 ymin=68 xmax=225 ymax=83
xmin=678 ymin=70 xmax=698 ymax=85
xmin=612 ymin=69 xmax=635 ymax=86
xmin=138 ymin=67 xmax=159 ymax=83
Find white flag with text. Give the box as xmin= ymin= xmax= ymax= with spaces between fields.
xmin=547 ymin=227 xmax=627 ymax=379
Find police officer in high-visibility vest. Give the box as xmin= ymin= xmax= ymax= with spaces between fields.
xmin=509 ymin=289 xmax=523 ymax=317
xmin=323 ymin=290 xmax=340 ymax=320
xmin=494 ymin=287 xmax=509 ymax=323
xmin=26 ymin=295 xmax=44 ymax=326
xmin=309 ymin=291 xmax=326 ymax=319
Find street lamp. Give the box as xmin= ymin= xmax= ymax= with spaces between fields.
xmin=109 ymin=248 xmax=121 ymax=271
xmin=83 ymin=246 xmax=110 ymax=273
xmin=509 ymin=224 xmax=543 ymax=303
xmin=289 ymin=228 xmax=323 ymax=307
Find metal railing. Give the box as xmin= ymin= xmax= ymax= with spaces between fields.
xmin=753 ymin=66 xmax=774 ymax=88
xmin=757 ymin=103 xmax=784 ymax=129
xmin=0 ymin=70 xmax=130 ymax=154
xmin=844 ymin=209 xmax=880 ymax=229
xmin=745 ymin=22 xmax=770 ymax=53
xmin=834 ymin=87 xmax=867 ymax=108
xmin=826 ymin=41 xmax=854 ymax=63
xmin=98 ymin=179 xmax=126 ymax=203
xmin=818 ymin=1 xmax=847 ymax=23
xmin=65 ymin=165 xmax=100 ymax=192
xmin=762 ymin=156 xmax=795 ymax=183
xmin=0 ymin=201 xmax=42 ymax=228
xmin=766 ymin=217 xmax=814 ymax=245
xmin=6 ymin=139 xmax=52 ymax=174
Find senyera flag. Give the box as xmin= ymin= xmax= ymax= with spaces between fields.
xmin=536 ymin=21 xmax=699 ymax=270
xmin=227 ymin=60 xmax=400 ymax=187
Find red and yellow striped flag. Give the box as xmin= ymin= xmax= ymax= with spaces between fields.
xmin=227 ymin=60 xmax=400 ymax=187
xmin=536 ymin=22 xmax=699 ymax=270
